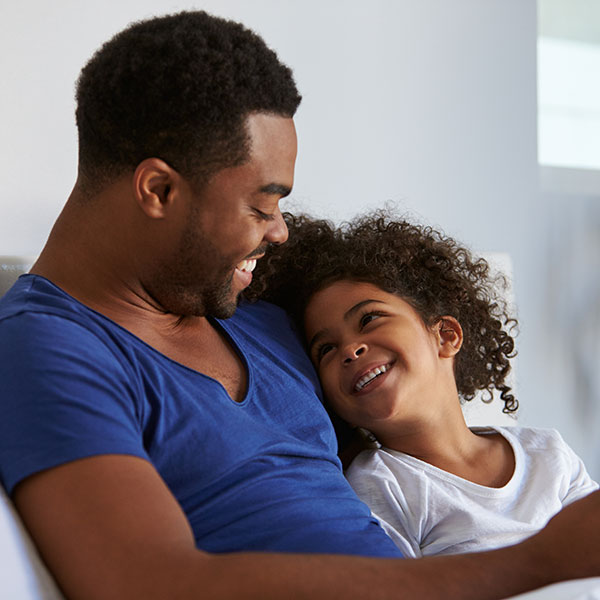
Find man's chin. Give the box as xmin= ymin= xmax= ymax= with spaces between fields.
xmin=203 ymin=282 xmax=242 ymax=320
xmin=208 ymin=297 xmax=240 ymax=320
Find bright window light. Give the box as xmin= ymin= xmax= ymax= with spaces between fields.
xmin=538 ymin=37 xmax=600 ymax=170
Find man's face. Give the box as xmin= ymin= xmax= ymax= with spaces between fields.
xmin=151 ymin=113 xmax=297 ymax=318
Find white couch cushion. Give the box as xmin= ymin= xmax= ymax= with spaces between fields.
xmin=0 ymin=485 xmax=64 ymax=599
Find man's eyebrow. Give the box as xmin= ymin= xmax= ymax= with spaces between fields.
xmin=259 ymin=183 xmax=292 ymax=197
xmin=307 ymin=299 xmax=385 ymax=353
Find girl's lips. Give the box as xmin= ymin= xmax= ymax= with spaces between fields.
xmin=350 ymin=362 xmax=393 ymax=394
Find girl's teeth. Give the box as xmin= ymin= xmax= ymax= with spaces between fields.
xmin=355 ymin=364 xmax=389 ymax=391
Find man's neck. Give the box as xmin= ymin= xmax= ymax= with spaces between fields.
xmin=32 ymin=182 xmax=178 ymax=331
xmin=33 ymin=241 xmax=248 ymax=403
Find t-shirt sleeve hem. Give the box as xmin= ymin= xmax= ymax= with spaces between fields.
xmin=3 ymin=444 xmax=150 ymax=496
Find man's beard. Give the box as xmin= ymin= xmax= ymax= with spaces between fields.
xmin=144 ymin=220 xmax=250 ymax=319
xmin=148 ymin=253 xmax=240 ymax=319
xmin=196 ymin=269 xmax=240 ymax=319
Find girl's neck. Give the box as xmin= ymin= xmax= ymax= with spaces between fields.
xmin=377 ymin=411 xmax=515 ymax=488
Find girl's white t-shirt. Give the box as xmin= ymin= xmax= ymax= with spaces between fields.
xmin=346 ymin=426 xmax=598 ymax=558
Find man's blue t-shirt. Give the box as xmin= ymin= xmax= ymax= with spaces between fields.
xmin=0 ymin=275 xmax=401 ymax=558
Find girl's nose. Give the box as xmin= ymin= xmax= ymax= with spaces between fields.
xmin=343 ymin=342 xmax=367 ymax=364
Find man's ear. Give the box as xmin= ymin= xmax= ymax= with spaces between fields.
xmin=435 ymin=316 xmax=463 ymax=358
xmin=132 ymin=158 xmax=179 ymax=219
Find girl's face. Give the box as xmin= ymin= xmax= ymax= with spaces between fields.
xmin=303 ymin=280 xmax=460 ymax=438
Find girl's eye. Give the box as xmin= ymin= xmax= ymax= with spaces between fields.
xmin=359 ymin=312 xmax=382 ymax=328
xmin=316 ymin=343 xmax=334 ymax=362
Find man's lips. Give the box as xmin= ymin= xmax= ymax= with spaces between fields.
xmin=233 ymin=254 xmax=265 ymax=289
xmin=235 ymin=258 xmax=258 ymax=273
xmin=351 ymin=362 xmax=393 ymax=393
xmin=235 ymin=251 xmax=265 ymax=273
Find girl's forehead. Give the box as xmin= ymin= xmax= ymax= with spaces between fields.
xmin=309 ymin=279 xmax=397 ymax=302
xmin=307 ymin=280 xmax=380 ymax=309
xmin=304 ymin=280 xmax=414 ymax=324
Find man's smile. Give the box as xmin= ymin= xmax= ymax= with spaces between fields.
xmin=236 ymin=258 xmax=258 ymax=274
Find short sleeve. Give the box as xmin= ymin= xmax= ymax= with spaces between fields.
xmin=557 ymin=433 xmax=599 ymax=505
xmin=345 ymin=451 xmax=422 ymax=558
xmin=0 ymin=312 xmax=149 ymax=494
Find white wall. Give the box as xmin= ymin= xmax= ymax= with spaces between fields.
xmin=2 ymin=1 xmax=598 ymax=478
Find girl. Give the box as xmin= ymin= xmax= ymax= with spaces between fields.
xmin=246 ymin=212 xmax=598 ymax=558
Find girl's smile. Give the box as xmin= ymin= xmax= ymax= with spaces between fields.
xmin=352 ymin=361 xmax=393 ymax=394
xmin=303 ymin=280 xmax=462 ymax=440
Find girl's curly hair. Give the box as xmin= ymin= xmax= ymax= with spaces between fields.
xmin=246 ymin=211 xmax=518 ymax=414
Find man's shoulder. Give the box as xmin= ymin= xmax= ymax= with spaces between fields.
xmin=1 ymin=274 xmax=91 ymax=323
xmin=0 ymin=275 xmax=133 ymax=360
xmin=232 ymin=298 xmax=292 ymax=324
xmin=225 ymin=299 xmax=300 ymax=343
xmin=225 ymin=299 xmax=317 ymax=385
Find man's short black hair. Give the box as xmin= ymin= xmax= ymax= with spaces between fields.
xmin=75 ymin=10 xmax=301 ymax=191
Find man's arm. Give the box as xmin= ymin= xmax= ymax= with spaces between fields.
xmin=14 ymin=455 xmax=600 ymax=600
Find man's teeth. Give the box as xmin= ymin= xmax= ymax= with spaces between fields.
xmin=355 ymin=364 xmax=389 ymax=391
xmin=236 ymin=259 xmax=257 ymax=273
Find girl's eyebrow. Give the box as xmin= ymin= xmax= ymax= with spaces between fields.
xmin=344 ymin=299 xmax=384 ymax=320
xmin=307 ymin=299 xmax=385 ymax=353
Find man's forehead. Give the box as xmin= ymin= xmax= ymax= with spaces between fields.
xmin=243 ymin=113 xmax=297 ymax=188
xmin=245 ymin=113 xmax=297 ymax=153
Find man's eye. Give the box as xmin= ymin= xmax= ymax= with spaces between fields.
xmin=254 ymin=208 xmax=275 ymax=221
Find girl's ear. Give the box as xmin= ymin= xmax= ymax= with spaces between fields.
xmin=436 ymin=316 xmax=463 ymax=358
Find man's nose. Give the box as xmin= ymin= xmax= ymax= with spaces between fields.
xmin=265 ymin=208 xmax=289 ymax=245
xmin=343 ymin=342 xmax=367 ymax=364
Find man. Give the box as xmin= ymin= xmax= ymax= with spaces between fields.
xmin=0 ymin=10 xmax=598 ymax=600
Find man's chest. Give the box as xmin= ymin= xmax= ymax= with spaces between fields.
xmin=140 ymin=321 xmax=248 ymax=403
